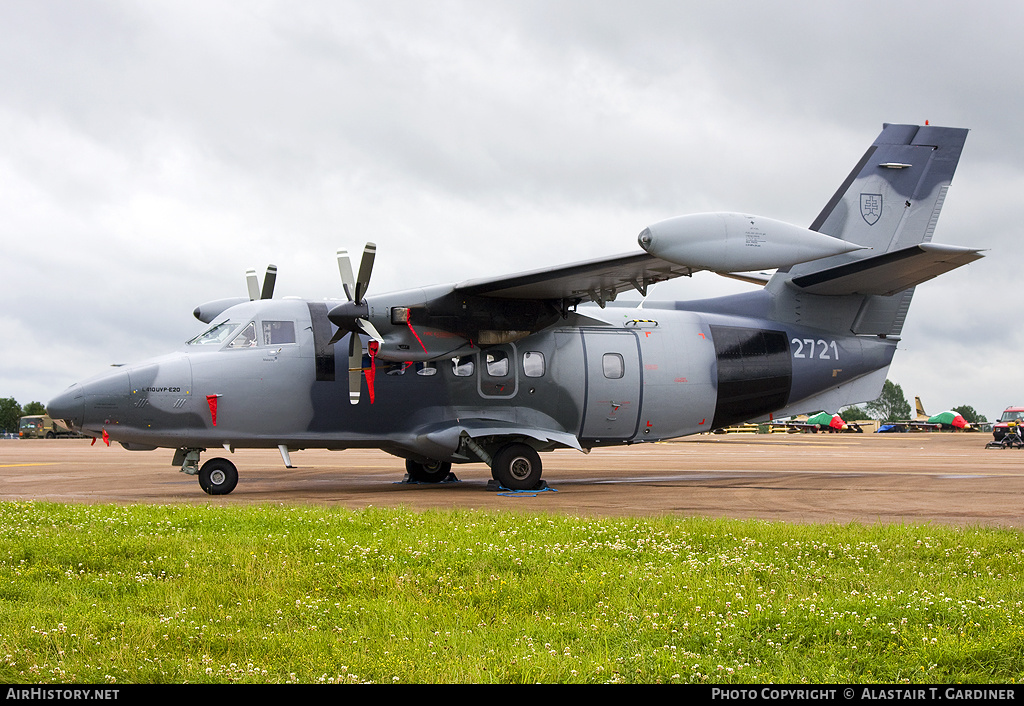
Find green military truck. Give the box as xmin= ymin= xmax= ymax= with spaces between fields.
xmin=18 ymin=415 xmax=76 ymax=439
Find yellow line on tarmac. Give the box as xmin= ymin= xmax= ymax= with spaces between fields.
xmin=0 ymin=463 xmax=59 ymax=468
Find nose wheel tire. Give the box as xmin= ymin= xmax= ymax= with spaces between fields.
xmin=405 ymin=459 xmax=453 ymax=483
xmin=491 ymin=443 xmax=542 ymax=490
xmin=198 ymin=458 xmax=239 ymax=495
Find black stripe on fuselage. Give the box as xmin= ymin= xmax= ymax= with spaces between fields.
xmin=306 ymin=302 xmax=337 ymax=382
xmin=709 ymin=325 xmax=792 ymax=430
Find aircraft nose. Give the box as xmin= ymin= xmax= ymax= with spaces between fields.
xmin=47 ymin=383 xmax=84 ymax=430
xmin=48 ymin=368 xmax=131 ymax=436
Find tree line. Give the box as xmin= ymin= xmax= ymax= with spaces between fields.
xmin=838 ymin=380 xmax=988 ymax=424
xmin=0 ymin=398 xmax=47 ymax=434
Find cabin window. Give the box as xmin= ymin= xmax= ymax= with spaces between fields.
xmin=188 ymin=321 xmax=239 ymax=346
xmin=227 ymin=321 xmax=258 ymax=348
xmin=262 ymin=320 xmax=296 ymax=345
xmin=486 ymin=351 xmax=509 ymax=377
xmin=452 ymin=356 xmax=475 ymax=377
xmin=523 ymin=351 xmax=545 ymax=377
xmin=602 ymin=353 xmax=624 ymax=379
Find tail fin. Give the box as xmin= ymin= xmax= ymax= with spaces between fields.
xmin=810 ymin=123 xmax=967 ymax=251
xmin=769 ymin=123 xmax=981 ymax=336
xmin=916 ymin=396 xmax=927 ymax=420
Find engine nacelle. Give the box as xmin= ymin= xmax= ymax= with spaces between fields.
xmin=193 ymin=297 xmax=249 ymax=324
xmin=638 ymin=212 xmax=864 ymax=272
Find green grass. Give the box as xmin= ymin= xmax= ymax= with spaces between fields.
xmin=1 ymin=501 xmax=1022 ymax=683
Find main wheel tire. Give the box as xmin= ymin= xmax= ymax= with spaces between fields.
xmin=491 ymin=443 xmax=542 ymax=490
xmin=405 ymin=458 xmax=452 ymax=483
xmin=198 ymin=458 xmax=239 ymax=495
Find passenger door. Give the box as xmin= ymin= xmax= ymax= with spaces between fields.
xmin=580 ymin=330 xmax=642 ymax=441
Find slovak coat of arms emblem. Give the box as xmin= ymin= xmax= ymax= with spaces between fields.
xmin=860 ymin=193 xmax=882 ymax=225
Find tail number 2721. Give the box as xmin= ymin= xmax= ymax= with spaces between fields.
xmin=792 ymin=338 xmax=839 ymax=360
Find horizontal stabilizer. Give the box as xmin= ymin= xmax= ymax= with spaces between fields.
xmin=790 ymin=243 xmax=983 ymax=296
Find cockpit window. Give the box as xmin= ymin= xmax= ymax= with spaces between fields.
xmin=262 ymin=321 xmax=296 ymax=345
xmin=188 ymin=321 xmax=239 ymax=346
xmin=227 ymin=321 xmax=258 ymax=348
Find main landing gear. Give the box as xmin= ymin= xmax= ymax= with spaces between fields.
xmin=490 ymin=443 xmax=543 ymax=490
xmin=404 ymin=458 xmax=454 ymax=483
xmin=408 ymin=442 xmax=545 ymax=491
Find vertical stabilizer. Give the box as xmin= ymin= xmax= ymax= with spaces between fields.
xmin=807 ymin=123 xmax=967 ymax=252
xmin=769 ymin=124 xmax=970 ymax=336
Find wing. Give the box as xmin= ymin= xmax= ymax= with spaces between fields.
xmin=454 ymin=251 xmax=697 ymax=306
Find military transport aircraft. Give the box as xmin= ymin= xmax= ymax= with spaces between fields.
xmin=47 ymin=123 xmax=982 ymax=495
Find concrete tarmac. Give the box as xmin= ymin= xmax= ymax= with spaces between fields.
xmin=1 ymin=433 xmax=1022 ymax=527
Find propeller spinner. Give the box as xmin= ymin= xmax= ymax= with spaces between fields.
xmin=329 ymin=244 xmax=384 ymax=405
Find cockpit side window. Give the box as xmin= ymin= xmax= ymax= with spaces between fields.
xmin=227 ymin=321 xmax=259 ymax=348
xmin=188 ymin=321 xmax=239 ymax=346
xmin=262 ymin=321 xmax=296 ymax=345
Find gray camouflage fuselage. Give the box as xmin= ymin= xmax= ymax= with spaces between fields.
xmin=51 ymin=296 xmax=896 ymax=458
xmin=47 ymin=123 xmax=980 ymax=493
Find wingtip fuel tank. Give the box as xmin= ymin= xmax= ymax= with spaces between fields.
xmin=638 ymin=212 xmax=865 ymax=272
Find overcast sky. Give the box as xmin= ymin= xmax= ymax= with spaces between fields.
xmin=2 ymin=1 xmax=1020 ymax=421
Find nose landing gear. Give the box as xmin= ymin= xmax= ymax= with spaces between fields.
xmin=175 ymin=448 xmax=239 ymax=495
xmin=198 ymin=458 xmax=239 ymax=495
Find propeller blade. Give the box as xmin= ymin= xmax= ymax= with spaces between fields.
xmin=245 ymin=269 xmax=260 ymax=301
xmin=353 ymin=242 xmax=376 ymax=304
xmin=260 ymin=265 xmax=278 ymax=300
xmin=328 ymin=325 xmax=347 ymax=346
xmin=356 ymin=318 xmax=384 ymax=343
xmin=336 ymin=249 xmax=356 ymax=302
xmin=348 ymin=335 xmax=362 ymax=405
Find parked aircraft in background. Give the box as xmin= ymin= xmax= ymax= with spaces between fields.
xmin=773 ymin=412 xmax=864 ymax=433
xmin=915 ymin=396 xmax=930 ymax=422
xmin=48 ymin=123 xmax=981 ymax=494
xmin=877 ymin=396 xmax=943 ymax=432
